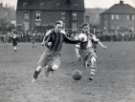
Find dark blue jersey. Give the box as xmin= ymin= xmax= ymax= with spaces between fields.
xmin=12 ymin=37 xmax=18 ymax=46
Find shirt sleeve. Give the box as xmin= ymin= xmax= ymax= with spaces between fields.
xmin=74 ymin=35 xmax=79 ymax=40
xmin=44 ymin=30 xmax=52 ymax=42
xmin=78 ymin=33 xmax=87 ymax=42
xmin=92 ymin=35 xmax=99 ymax=43
xmin=63 ymin=34 xmax=80 ymax=44
xmin=60 ymin=30 xmax=66 ymax=35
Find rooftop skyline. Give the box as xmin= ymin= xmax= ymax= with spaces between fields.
xmin=1 ymin=0 xmax=135 ymax=9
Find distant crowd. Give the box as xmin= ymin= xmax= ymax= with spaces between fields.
xmin=98 ymin=32 xmax=135 ymax=41
xmin=0 ymin=30 xmax=135 ymax=43
xmin=0 ymin=31 xmax=45 ymax=43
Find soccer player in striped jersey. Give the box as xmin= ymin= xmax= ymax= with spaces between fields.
xmin=32 ymin=20 xmax=81 ymax=82
xmin=75 ymin=24 xmax=107 ymax=81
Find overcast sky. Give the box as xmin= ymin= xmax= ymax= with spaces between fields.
xmin=1 ymin=0 xmax=135 ymax=9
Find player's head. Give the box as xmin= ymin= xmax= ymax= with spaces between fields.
xmin=12 ymin=29 xmax=16 ymax=33
xmin=81 ymin=23 xmax=90 ymax=34
xmin=54 ymin=20 xmax=64 ymax=33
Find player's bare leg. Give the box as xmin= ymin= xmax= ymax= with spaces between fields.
xmin=88 ymin=56 xmax=97 ymax=81
xmin=14 ymin=46 xmax=17 ymax=52
xmin=45 ymin=60 xmax=60 ymax=77
xmin=32 ymin=66 xmax=42 ymax=82
xmin=75 ymin=47 xmax=81 ymax=62
xmin=44 ymin=65 xmax=54 ymax=77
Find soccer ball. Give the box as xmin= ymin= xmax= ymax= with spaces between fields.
xmin=72 ymin=69 xmax=82 ymax=80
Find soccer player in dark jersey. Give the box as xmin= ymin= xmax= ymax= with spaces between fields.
xmin=11 ymin=31 xmax=18 ymax=52
xmin=32 ymin=20 xmax=81 ymax=82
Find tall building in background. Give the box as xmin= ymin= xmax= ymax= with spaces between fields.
xmin=16 ymin=0 xmax=84 ymax=32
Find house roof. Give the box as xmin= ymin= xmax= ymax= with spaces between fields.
xmin=17 ymin=0 xmax=84 ymax=11
xmin=101 ymin=1 xmax=135 ymax=14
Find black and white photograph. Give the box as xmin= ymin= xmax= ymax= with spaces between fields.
xmin=0 ymin=0 xmax=135 ymax=102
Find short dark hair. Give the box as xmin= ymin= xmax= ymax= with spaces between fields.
xmin=55 ymin=20 xmax=64 ymax=25
xmin=81 ymin=23 xmax=89 ymax=28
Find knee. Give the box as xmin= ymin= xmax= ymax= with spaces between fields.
xmin=90 ymin=56 xmax=96 ymax=67
xmin=52 ymin=64 xmax=59 ymax=71
xmin=36 ymin=66 xmax=42 ymax=71
xmin=91 ymin=56 xmax=96 ymax=63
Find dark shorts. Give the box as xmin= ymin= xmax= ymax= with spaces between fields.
xmin=13 ymin=42 xmax=17 ymax=46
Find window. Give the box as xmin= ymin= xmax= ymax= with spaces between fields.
xmin=23 ymin=2 xmax=27 ymax=7
xmin=130 ymin=27 xmax=134 ymax=32
xmin=116 ymin=26 xmax=120 ymax=30
xmin=61 ymin=12 xmax=66 ymax=20
xmin=40 ymin=2 xmax=44 ymax=6
xmin=72 ymin=22 xmax=77 ymax=31
xmin=85 ymin=16 xmax=90 ymax=23
xmin=127 ymin=15 xmax=134 ymax=21
xmin=103 ymin=15 xmax=106 ymax=19
xmin=104 ymin=20 xmax=108 ymax=27
xmin=111 ymin=26 xmax=115 ymax=30
xmin=104 ymin=26 xmax=107 ymax=30
xmin=132 ymin=15 xmax=135 ymax=20
xmin=74 ymin=4 xmax=79 ymax=7
xmin=72 ymin=13 xmax=77 ymax=21
xmin=111 ymin=14 xmax=119 ymax=20
xmin=127 ymin=15 xmax=130 ymax=20
xmin=111 ymin=15 xmax=114 ymax=20
xmin=24 ymin=12 xmax=29 ymax=20
xmin=56 ymin=2 xmax=60 ymax=6
xmin=24 ymin=22 xmax=29 ymax=31
xmin=35 ymin=11 xmax=41 ymax=21
xmin=127 ymin=15 xmax=129 ymax=20
xmin=115 ymin=15 xmax=119 ymax=20
xmin=65 ymin=0 xmax=71 ymax=4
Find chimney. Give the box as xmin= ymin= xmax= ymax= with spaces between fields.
xmin=65 ymin=0 xmax=71 ymax=5
xmin=0 ymin=2 xmax=3 ymax=8
xmin=120 ymin=0 xmax=124 ymax=4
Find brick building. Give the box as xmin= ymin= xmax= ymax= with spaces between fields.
xmin=100 ymin=1 xmax=135 ymax=33
xmin=16 ymin=0 xmax=84 ymax=32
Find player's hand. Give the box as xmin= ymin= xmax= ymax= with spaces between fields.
xmin=41 ymin=42 xmax=45 ymax=46
xmin=47 ymin=42 xmax=52 ymax=46
xmin=103 ymin=45 xmax=107 ymax=49
xmin=81 ymin=37 xmax=85 ymax=42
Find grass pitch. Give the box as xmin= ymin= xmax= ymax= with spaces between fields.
xmin=0 ymin=42 xmax=135 ymax=102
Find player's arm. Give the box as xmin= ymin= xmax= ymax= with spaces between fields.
xmin=41 ymin=34 xmax=46 ymax=46
xmin=41 ymin=30 xmax=52 ymax=46
xmin=42 ymin=34 xmax=46 ymax=43
xmin=94 ymin=35 xmax=107 ymax=49
xmin=98 ymin=41 xmax=107 ymax=49
xmin=63 ymin=34 xmax=81 ymax=44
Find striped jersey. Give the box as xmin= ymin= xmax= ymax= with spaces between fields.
xmin=75 ymin=33 xmax=99 ymax=50
xmin=44 ymin=29 xmax=80 ymax=52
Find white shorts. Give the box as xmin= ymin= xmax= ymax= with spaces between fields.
xmin=79 ymin=48 xmax=97 ymax=66
xmin=38 ymin=47 xmax=61 ymax=70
